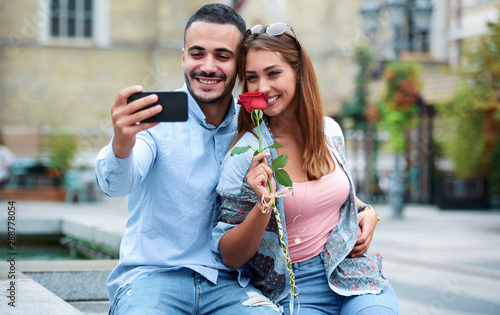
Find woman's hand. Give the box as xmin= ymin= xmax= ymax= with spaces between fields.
xmin=349 ymin=208 xmax=378 ymax=258
xmin=219 ymin=151 xmax=277 ymax=269
xmin=349 ymin=198 xmax=379 ymax=258
xmin=246 ymin=152 xmax=276 ymax=204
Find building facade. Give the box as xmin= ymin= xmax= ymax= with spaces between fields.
xmin=0 ymin=0 xmax=366 ymax=162
xmin=1 ymin=0 xmax=498 ymax=166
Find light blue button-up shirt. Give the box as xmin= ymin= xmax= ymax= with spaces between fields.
xmin=96 ymin=84 xmax=243 ymax=301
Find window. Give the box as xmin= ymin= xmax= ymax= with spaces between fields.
xmin=50 ymin=0 xmax=93 ymax=39
xmin=39 ymin=0 xmax=108 ymax=46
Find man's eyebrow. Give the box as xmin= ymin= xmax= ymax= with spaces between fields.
xmin=214 ymin=48 xmax=234 ymax=57
xmin=188 ymin=45 xmax=205 ymax=52
xmin=187 ymin=46 xmax=234 ymax=57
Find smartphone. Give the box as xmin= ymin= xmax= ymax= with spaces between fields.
xmin=127 ymin=91 xmax=188 ymax=123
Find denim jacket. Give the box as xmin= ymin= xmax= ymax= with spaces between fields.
xmin=212 ymin=117 xmax=388 ymax=303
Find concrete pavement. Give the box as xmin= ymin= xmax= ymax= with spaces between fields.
xmin=1 ymin=196 xmax=499 ymax=314
xmin=370 ymin=204 xmax=500 ymax=315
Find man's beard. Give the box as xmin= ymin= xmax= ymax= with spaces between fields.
xmin=184 ymin=71 xmax=236 ymax=106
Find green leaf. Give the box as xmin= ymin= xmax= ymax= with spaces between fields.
xmin=271 ymin=154 xmax=288 ymax=170
xmin=275 ymin=169 xmax=292 ymax=187
xmin=263 ymin=144 xmax=283 ymax=151
xmin=231 ymin=146 xmax=251 ymax=156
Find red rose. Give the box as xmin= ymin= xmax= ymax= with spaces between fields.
xmin=237 ymin=92 xmax=268 ymax=113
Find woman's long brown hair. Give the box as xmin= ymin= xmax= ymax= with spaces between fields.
xmin=235 ymin=31 xmax=333 ymax=180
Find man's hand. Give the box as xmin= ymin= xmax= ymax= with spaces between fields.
xmin=349 ymin=207 xmax=378 ymax=258
xmin=111 ymin=86 xmax=162 ymax=158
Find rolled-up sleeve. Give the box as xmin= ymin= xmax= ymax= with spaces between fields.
xmin=211 ymin=221 xmax=236 ymax=255
xmin=95 ymin=132 xmax=156 ymax=197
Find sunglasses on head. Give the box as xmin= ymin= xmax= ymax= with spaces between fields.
xmin=246 ymin=22 xmax=301 ymax=51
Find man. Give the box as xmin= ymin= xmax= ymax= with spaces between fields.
xmin=96 ymin=3 xmax=378 ymax=314
xmin=96 ymin=4 xmax=280 ymax=314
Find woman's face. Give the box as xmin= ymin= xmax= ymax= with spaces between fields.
xmin=244 ymin=49 xmax=299 ymax=117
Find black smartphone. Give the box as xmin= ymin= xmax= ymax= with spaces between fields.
xmin=127 ymin=91 xmax=188 ymax=123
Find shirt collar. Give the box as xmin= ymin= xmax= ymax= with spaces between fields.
xmin=180 ymin=84 xmax=237 ymax=129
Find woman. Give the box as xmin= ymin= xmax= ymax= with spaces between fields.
xmin=212 ymin=23 xmax=400 ymax=314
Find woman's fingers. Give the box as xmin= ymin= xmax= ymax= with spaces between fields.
xmin=250 ymin=152 xmax=270 ymax=168
xmin=246 ymin=152 xmax=280 ymax=203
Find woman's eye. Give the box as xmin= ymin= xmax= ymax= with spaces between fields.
xmin=268 ymin=71 xmax=281 ymax=77
xmin=246 ymin=75 xmax=257 ymax=82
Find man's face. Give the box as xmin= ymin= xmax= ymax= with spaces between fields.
xmin=182 ymin=21 xmax=241 ymax=107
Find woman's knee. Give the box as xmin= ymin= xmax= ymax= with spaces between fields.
xmin=353 ymin=305 xmax=399 ymax=315
xmin=341 ymin=284 xmax=400 ymax=315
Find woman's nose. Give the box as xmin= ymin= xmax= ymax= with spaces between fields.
xmin=258 ymin=80 xmax=271 ymax=93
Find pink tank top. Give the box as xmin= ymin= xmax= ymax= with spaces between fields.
xmin=283 ymin=153 xmax=350 ymax=263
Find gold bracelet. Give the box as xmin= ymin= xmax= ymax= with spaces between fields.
xmin=357 ymin=204 xmax=380 ymax=222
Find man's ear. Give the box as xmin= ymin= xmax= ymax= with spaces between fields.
xmin=181 ymin=48 xmax=185 ymax=67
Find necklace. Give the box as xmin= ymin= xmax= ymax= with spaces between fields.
xmin=292 ymin=176 xmax=307 ymax=245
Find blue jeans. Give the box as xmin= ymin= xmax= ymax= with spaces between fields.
xmin=109 ymin=268 xmax=281 ymax=315
xmin=279 ymin=254 xmax=400 ymax=315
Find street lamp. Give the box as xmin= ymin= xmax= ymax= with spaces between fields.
xmin=411 ymin=0 xmax=433 ymax=51
xmin=360 ymin=0 xmax=381 ymax=47
xmin=385 ymin=0 xmax=406 ymax=59
xmin=359 ymin=0 xmax=433 ymax=218
xmin=360 ymin=0 xmax=433 ymax=60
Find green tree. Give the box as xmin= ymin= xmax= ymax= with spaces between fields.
xmin=377 ymin=61 xmax=422 ymax=154
xmin=46 ymin=126 xmax=78 ymax=172
xmin=341 ymin=45 xmax=373 ymax=131
xmin=435 ymin=14 xmax=500 ymax=195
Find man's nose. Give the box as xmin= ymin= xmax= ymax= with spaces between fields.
xmin=200 ymin=55 xmax=217 ymax=74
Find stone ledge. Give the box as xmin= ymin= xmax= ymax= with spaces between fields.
xmin=61 ymin=220 xmax=121 ymax=256
xmin=1 ymin=278 xmax=82 ymax=315
xmin=0 ymin=219 xmax=62 ymax=235
xmin=1 ymin=260 xmax=117 ymax=314
xmin=19 ymin=260 xmax=117 ymax=301
xmin=68 ymin=301 xmax=111 ymax=314
xmin=18 ymin=260 xmax=118 ymax=272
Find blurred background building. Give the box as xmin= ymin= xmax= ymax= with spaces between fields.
xmin=0 ymin=0 xmax=499 ymax=206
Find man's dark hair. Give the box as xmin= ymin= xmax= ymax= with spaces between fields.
xmin=184 ymin=3 xmax=246 ymax=41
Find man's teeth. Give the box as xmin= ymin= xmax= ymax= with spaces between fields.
xmin=268 ymin=96 xmax=279 ymax=103
xmin=199 ymin=79 xmax=218 ymax=84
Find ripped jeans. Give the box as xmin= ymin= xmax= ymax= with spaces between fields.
xmin=109 ymin=268 xmax=281 ymax=315
xmin=279 ymin=254 xmax=400 ymax=315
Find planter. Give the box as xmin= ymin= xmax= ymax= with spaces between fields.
xmin=435 ymin=175 xmax=489 ymax=210
xmin=489 ymin=195 xmax=500 ymax=211
xmin=1 ymin=187 xmax=67 ymax=201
